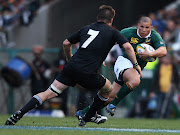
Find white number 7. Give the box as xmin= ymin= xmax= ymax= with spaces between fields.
xmin=81 ymin=29 xmax=100 ymax=48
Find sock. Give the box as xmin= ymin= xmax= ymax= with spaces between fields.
xmin=20 ymin=95 xmax=43 ymax=115
xmin=81 ymin=82 xmax=133 ymax=115
xmin=110 ymin=82 xmax=133 ymax=106
xmin=83 ymin=93 xmax=108 ymax=122
xmin=81 ymin=103 xmax=106 ymax=115
xmin=81 ymin=105 xmax=91 ymax=115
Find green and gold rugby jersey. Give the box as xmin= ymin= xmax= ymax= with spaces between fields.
xmin=120 ymin=27 xmax=166 ymax=69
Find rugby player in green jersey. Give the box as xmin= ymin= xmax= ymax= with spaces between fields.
xmin=75 ymin=16 xmax=167 ymax=118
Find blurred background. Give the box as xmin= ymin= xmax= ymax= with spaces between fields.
xmin=0 ymin=0 xmax=180 ymax=119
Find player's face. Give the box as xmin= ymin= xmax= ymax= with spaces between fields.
xmin=138 ymin=22 xmax=152 ymax=38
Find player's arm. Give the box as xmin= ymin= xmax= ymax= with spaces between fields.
xmin=63 ymin=30 xmax=81 ymax=61
xmin=138 ymin=46 xmax=167 ymax=60
xmin=139 ymin=31 xmax=167 ymax=60
xmin=123 ymin=42 xmax=143 ymax=78
xmin=149 ymin=46 xmax=167 ymax=58
xmin=63 ymin=39 xmax=73 ymax=61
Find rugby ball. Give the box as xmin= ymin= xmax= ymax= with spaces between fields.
xmin=136 ymin=43 xmax=156 ymax=62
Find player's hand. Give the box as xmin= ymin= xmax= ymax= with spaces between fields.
xmin=66 ymin=57 xmax=71 ymax=62
xmin=138 ymin=46 xmax=152 ymax=61
xmin=134 ymin=65 xmax=143 ymax=78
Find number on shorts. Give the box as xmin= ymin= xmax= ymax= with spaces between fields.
xmin=81 ymin=29 xmax=99 ymax=48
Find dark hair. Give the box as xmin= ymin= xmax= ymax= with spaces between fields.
xmin=138 ymin=16 xmax=152 ymax=25
xmin=97 ymin=5 xmax=115 ymax=23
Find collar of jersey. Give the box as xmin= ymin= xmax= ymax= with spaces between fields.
xmin=137 ymin=28 xmax=151 ymax=38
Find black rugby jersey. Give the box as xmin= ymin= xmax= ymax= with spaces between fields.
xmin=67 ymin=22 xmax=128 ymax=74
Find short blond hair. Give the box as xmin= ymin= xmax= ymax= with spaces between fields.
xmin=139 ymin=16 xmax=152 ymax=25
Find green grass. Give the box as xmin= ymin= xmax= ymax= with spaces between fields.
xmin=0 ymin=115 xmax=180 ymax=135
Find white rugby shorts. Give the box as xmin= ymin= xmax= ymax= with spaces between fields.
xmin=114 ymin=56 xmax=133 ymax=81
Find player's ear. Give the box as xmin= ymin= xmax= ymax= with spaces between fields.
xmin=137 ymin=23 xmax=140 ymax=28
xmin=151 ymin=25 xmax=153 ymax=30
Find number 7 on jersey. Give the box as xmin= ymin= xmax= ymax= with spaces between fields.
xmin=81 ymin=29 xmax=100 ymax=48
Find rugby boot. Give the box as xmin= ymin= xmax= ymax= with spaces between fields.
xmin=75 ymin=110 xmax=84 ymax=120
xmin=78 ymin=113 xmax=108 ymax=126
xmin=106 ymin=104 xmax=116 ymax=116
xmin=5 ymin=111 xmax=23 ymax=125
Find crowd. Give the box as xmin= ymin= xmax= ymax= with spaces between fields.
xmin=0 ymin=0 xmax=54 ymax=47
xmin=148 ymin=2 xmax=180 ymax=65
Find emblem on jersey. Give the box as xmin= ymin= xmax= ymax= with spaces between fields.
xmin=145 ymin=38 xmax=151 ymax=43
xmin=130 ymin=37 xmax=139 ymax=44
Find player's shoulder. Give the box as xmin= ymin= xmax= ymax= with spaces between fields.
xmin=151 ymin=29 xmax=161 ymax=36
xmin=121 ymin=27 xmax=137 ymax=33
xmin=84 ymin=22 xmax=114 ymax=31
xmin=81 ymin=23 xmax=93 ymax=30
xmin=151 ymin=29 xmax=163 ymax=39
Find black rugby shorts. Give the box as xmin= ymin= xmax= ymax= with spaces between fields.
xmin=114 ymin=78 xmax=124 ymax=86
xmin=56 ymin=65 xmax=106 ymax=90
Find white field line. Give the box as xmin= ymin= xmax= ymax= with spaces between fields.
xmin=0 ymin=126 xmax=180 ymax=133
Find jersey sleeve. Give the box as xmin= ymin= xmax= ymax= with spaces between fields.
xmin=114 ymin=30 xmax=128 ymax=48
xmin=152 ymin=30 xmax=166 ymax=49
xmin=67 ymin=30 xmax=81 ymax=44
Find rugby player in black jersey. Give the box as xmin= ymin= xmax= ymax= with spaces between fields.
xmin=5 ymin=5 xmax=142 ymax=126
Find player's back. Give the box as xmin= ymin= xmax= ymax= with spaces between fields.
xmin=69 ymin=22 xmax=123 ymax=74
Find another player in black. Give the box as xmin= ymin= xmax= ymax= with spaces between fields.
xmin=5 ymin=5 xmax=142 ymax=126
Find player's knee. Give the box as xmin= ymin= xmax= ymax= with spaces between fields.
xmin=101 ymin=82 xmax=112 ymax=95
xmin=129 ymin=78 xmax=140 ymax=89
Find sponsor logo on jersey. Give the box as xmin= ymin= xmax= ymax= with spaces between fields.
xmin=130 ymin=37 xmax=139 ymax=44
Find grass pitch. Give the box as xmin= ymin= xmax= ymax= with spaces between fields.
xmin=0 ymin=115 xmax=180 ymax=135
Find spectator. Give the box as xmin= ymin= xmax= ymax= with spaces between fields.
xmin=166 ymin=19 xmax=176 ymax=33
xmin=30 ymin=45 xmax=51 ymax=101
xmin=152 ymin=54 xmax=179 ymax=118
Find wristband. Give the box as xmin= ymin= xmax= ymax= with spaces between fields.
xmin=133 ymin=62 xmax=139 ymax=67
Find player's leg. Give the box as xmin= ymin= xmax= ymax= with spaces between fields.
xmin=106 ymin=80 xmax=123 ymax=104
xmin=76 ymin=80 xmax=122 ymax=116
xmin=105 ymin=56 xmax=140 ymax=116
xmin=79 ymin=78 xmax=112 ymax=126
xmin=5 ymin=80 xmax=68 ymax=125
xmin=106 ymin=68 xmax=140 ymax=116
xmin=77 ymin=56 xmax=139 ymax=117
